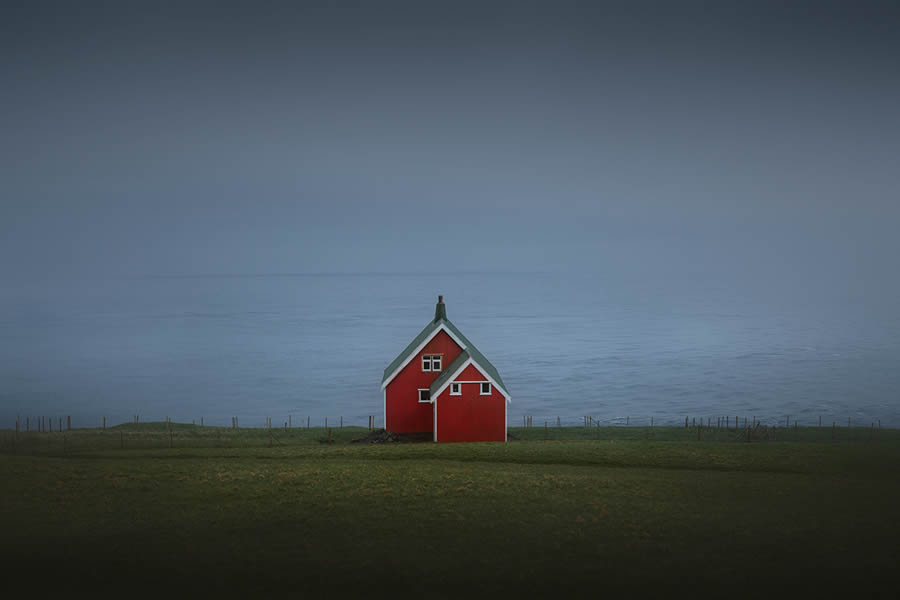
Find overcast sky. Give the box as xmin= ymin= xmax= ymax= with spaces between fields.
xmin=2 ymin=1 xmax=898 ymax=291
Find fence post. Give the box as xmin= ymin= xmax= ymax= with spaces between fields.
xmin=308 ymin=416 xmax=310 ymax=429
xmin=557 ymin=416 xmax=560 ymax=427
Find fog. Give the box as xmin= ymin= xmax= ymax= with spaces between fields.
xmin=2 ymin=0 xmax=899 ymax=302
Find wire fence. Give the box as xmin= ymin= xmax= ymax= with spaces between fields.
xmin=6 ymin=412 xmax=889 ymax=433
xmin=521 ymin=413 xmax=888 ymax=429
xmin=0 ymin=412 xmax=893 ymax=456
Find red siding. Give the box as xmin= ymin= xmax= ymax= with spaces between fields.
xmin=435 ymin=366 xmax=506 ymax=442
xmin=385 ymin=329 xmax=463 ymax=433
xmin=454 ymin=364 xmax=487 ymax=382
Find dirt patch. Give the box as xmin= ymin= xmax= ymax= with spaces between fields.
xmin=351 ymin=429 xmax=520 ymax=443
xmin=350 ymin=430 xmax=434 ymax=444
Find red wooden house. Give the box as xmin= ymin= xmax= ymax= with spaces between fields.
xmin=381 ymin=296 xmax=511 ymax=442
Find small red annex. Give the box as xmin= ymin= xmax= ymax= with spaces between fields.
xmin=381 ymin=296 xmax=511 ymax=442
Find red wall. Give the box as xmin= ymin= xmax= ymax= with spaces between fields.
xmin=454 ymin=364 xmax=487 ymax=381
xmin=385 ymin=329 xmax=463 ymax=433
xmin=434 ymin=366 xmax=506 ymax=442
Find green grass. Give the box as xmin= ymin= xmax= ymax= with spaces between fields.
xmin=1 ymin=424 xmax=898 ymax=597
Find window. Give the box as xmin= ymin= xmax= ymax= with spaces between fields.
xmin=450 ymin=383 xmax=461 ymax=396
xmin=480 ymin=382 xmax=491 ymax=395
xmin=418 ymin=389 xmax=431 ymax=402
xmin=421 ymin=354 xmax=443 ymax=372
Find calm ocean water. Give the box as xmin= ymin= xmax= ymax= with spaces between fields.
xmin=1 ymin=271 xmax=899 ymax=428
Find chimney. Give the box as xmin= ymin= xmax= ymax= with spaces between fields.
xmin=434 ymin=295 xmax=446 ymax=321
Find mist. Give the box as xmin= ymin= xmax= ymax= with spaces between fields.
xmin=1 ymin=1 xmax=898 ymax=305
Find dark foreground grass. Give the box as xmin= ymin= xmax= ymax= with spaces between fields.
xmin=1 ymin=426 xmax=898 ymax=598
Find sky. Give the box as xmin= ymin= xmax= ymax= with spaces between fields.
xmin=2 ymin=0 xmax=899 ymax=293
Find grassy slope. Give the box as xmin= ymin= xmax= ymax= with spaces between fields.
xmin=1 ymin=426 xmax=898 ymax=597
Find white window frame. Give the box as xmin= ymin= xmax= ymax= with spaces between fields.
xmin=421 ymin=354 xmax=443 ymax=373
xmin=450 ymin=382 xmax=461 ymax=396
xmin=480 ymin=382 xmax=491 ymax=396
xmin=418 ymin=389 xmax=431 ymax=403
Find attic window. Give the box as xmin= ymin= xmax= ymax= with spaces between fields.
xmin=450 ymin=383 xmax=461 ymax=396
xmin=422 ymin=355 xmax=442 ymax=372
xmin=418 ymin=389 xmax=431 ymax=403
xmin=480 ymin=382 xmax=491 ymax=395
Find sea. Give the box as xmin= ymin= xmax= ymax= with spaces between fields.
xmin=1 ymin=271 xmax=899 ymax=428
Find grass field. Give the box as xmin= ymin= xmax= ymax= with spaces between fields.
xmin=1 ymin=424 xmax=898 ymax=597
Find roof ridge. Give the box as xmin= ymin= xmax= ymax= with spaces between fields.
xmin=381 ymin=314 xmax=508 ymax=397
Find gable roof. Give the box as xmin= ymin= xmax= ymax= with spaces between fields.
xmin=428 ymin=349 xmax=469 ymax=396
xmin=429 ymin=349 xmax=511 ymax=402
xmin=381 ymin=300 xmax=509 ymax=397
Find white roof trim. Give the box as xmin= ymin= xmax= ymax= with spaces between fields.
xmin=381 ymin=323 xmax=466 ymax=390
xmin=432 ymin=357 xmax=511 ymax=404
